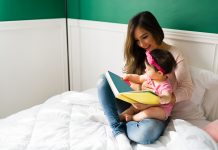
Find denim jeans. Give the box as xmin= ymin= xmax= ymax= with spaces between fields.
xmin=97 ymin=75 xmax=169 ymax=144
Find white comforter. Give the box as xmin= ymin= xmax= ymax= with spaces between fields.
xmin=0 ymin=91 xmax=217 ymax=150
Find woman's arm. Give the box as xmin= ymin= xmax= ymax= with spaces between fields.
xmin=131 ymin=103 xmax=160 ymax=110
xmin=132 ymin=90 xmax=176 ymax=110
xmin=170 ymin=48 xmax=193 ymax=102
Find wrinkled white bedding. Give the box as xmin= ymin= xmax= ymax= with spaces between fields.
xmin=0 ymin=91 xmax=217 ymax=150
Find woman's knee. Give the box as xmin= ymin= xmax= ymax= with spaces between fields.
xmin=97 ymin=74 xmax=113 ymax=102
xmin=97 ymin=74 xmax=107 ymax=89
xmin=126 ymin=119 xmax=166 ymax=144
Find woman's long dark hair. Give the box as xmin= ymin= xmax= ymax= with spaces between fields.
xmin=124 ymin=11 xmax=164 ymax=74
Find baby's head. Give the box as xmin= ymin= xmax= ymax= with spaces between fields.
xmin=145 ymin=49 xmax=177 ymax=75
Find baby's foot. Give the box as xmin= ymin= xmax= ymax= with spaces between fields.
xmin=125 ymin=114 xmax=133 ymax=122
xmin=119 ymin=114 xmax=125 ymax=121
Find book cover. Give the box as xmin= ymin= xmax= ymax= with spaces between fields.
xmin=105 ymin=71 xmax=160 ymax=104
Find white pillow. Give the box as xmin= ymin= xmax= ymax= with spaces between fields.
xmin=202 ymin=77 xmax=218 ymax=121
xmin=190 ymin=66 xmax=218 ymax=121
xmin=172 ymin=119 xmax=218 ymax=149
xmin=190 ymin=66 xmax=207 ymax=114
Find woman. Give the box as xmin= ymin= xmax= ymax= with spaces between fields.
xmin=97 ymin=11 xmax=193 ymax=150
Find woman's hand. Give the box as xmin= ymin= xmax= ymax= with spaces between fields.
xmin=132 ymin=103 xmax=153 ymax=110
xmin=159 ymin=92 xmax=176 ymax=105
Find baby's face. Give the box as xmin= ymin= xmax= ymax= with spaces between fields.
xmin=145 ymin=64 xmax=163 ymax=80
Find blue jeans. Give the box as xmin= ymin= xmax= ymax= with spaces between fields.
xmin=97 ymin=75 xmax=169 ymax=144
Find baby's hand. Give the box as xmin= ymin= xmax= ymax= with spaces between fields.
xmin=122 ymin=74 xmax=132 ymax=86
xmin=124 ymin=114 xmax=133 ymax=122
xmin=122 ymin=74 xmax=129 ymax=80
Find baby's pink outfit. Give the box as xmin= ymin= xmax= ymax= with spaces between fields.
xmin=143 ymin=74 xmax=173 ymax=118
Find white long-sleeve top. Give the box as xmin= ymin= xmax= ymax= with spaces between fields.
xmin=167 ymin=46 xmax=193 ymax=102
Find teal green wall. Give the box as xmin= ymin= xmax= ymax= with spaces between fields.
xmin=1 ymin=0 xmax=217 ymax=34
xmin=68 ymin=0 xmax=218 ymax=34
xmin=0 ymin=0 xmax=65 ymax=21
xmin=68 ymin=0 xmax=79 ymax=19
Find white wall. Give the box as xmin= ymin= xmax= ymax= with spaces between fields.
xmin=0 ymin=19 xmax=68 ymax=118
xmin=2 ymin=18 xmax=218 ymax=118
xmin=68 ymin=19 xmax=218 ymax=91
xmin=68 ymin=20 xmax=127 ymax=91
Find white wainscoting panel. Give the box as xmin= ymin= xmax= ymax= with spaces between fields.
xmin=215 ymin=45 xmax=218 ymax=73
xmin=68 ymin=20 xmax=81 ymax=91
xmin=0 ymin=19 xmax=68 ymax=118
xmin=68 ymin=19 xmax=127 ymax=91
xmin=68 ymin=19 xmax=218 ymax=91
xmin=164 ymin=29 xmax=218 ymax=72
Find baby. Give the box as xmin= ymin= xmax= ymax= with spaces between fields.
xmin=120 ymin=49 xmax=177 ymax=121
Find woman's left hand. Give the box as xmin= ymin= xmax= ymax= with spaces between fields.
xmin=132 ymin=103 xmax=152 ymax=110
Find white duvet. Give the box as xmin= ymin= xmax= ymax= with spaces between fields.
xmin=0 ymin=91 xmax=217 ymax=150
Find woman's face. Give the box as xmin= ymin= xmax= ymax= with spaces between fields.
xmin=134 ymin=26 xmax=159 ymax=51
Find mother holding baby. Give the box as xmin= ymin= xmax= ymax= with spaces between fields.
xmin=97 ymin=11 xmax=218 ymax=150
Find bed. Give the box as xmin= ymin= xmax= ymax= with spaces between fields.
xmin=0 ymin=68 xmax=218 ymax=150
xmin=1 ymin=22 xmax=218 ymax=149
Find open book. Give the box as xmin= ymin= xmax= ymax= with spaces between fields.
xmin=105 ymin=71 xmax=160 ymax=104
